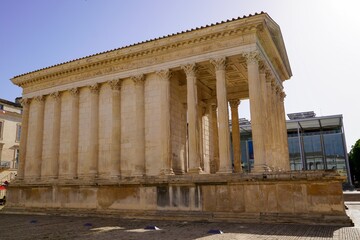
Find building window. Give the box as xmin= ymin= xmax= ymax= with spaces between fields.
xmin=0 ymin=121 xmax=3 ymax=140
xmin=15 ymin=124 xmax=21 ymax=142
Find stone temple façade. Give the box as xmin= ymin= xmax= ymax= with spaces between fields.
xmin=5 ymin=12 xmax=352 ymax=225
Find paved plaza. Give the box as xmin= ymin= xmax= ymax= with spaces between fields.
xmin=0 ymin=204 xmax=359 ymax=240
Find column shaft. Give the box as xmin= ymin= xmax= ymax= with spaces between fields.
xmin=34 ymin=96 xmax=45 ymax=179
xmin=230 ymin=99 xmax=242 ymax=173
xmin=50 ymin=92 xmax=61 ymax=178
xmin=69 ymin=88 xmax=79 ymax=178
xmin=132 ymin=75 xmax=145 ymax=176
xmin=244 ymin=52 xmax=267 ymax=172
xmin=211 ymin=105 xmax=219 ymax=173
xmin=18 ymin=98 xmax=30 ymax=180
xmin=157 ymin=70 xmax=174 ymax=175
xmin=109 ymin=80 xmax=121 ymax=177
xmin=211 ymin=58 xmax=232 ymax=173
xmin=89 ymin=84 xmax=99 ymax=177
xmin=279 ymin=91 xmax=290 ymax=170
xmin=182 ymin=64 xmax=202 ymax=173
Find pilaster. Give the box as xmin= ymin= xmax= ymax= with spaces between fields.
xmin=68 ymin=88 xmax=79 ymax=179
xmin=108 ymin=80 xmax=121 ymax=178
xmin=34 ymin=95 xmax=45 ymax=179
xmin=131 ymin=74 xmax=145 ymax=176
xmin=89 ymin=84 xmax=99 ymax=177
xmin=49 ymin=92 xmax=61 ymax=179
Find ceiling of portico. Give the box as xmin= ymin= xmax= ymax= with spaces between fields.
xmin=175 ymin=55 xmax=250 ymax=103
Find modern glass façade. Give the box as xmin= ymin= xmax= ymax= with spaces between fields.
xmin=234 ymin=112 xmax=351 ymax=186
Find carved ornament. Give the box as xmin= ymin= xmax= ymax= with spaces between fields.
xmin=156 ymin=69 xmax=172 ymax=81
xmin=229 ymin=99 xmax=240 ymax=109
xmin=131 ymin=74 xmax=145 ymax=85
xmin=89 ymin=83 xmax=99 ymax=93
xmin=242 ymin=51 xmax=260 ymax=65
xmin=69 ymin=88 xmax=79 ymax=96
xmin=49 ymin=91 xmax=61 ymax=101
xmin=19 ymin=98 xmax=31 ymax=107
xmin=108 ymin=79 xmax=121 ymax=90
xmin=210 ymin=57 xmax=226 ymax=71
xmin=181 ymin=63 xmax=197 ymax=78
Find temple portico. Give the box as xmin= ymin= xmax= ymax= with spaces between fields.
xmin=6 ymin=12 xmax=350 ymax=225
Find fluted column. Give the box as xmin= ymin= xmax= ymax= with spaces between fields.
xmin=265 ymin=75 xmax=276 ymax=168
xmin=211 ymin=57 xmax=232 ymax=174
xmin=131 ymin=75 xmax=145 ymax=176
xmin=243 ymin=51 xmax=267 ymax=172
xmin=279 ymin=91 xmax=290 ymax=170
xmin=108 ymin=80 xmax=121 ymax=178
xmin=182 ymin=64 xmax=202 ymax=174
xmin=49 ymin=92 xmax=61 ymax=179
xmin=157 ymin=70 xmax=174 ymax=175
xmin=229 ymin=99 xmax=242 ymax=173
xmin=89 ymin=84 xmax=99 ymax=177
xmin=17 ymin=98 xmax=30 ymax=180
xmin=211 ymin=104 xmax=219 ymax=173
xmin=69 ymin=88 xmax=79 ymax=178
xmin=34 ymin=96 xmax=45 ymax=179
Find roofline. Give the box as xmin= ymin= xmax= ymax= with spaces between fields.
xmin=12 ymin=12 xmax=267 ymax=80
xmin=0 ymin=98 xmax=22 ymax=108
xmin=286 ymin=114 xmax=343 ymax=123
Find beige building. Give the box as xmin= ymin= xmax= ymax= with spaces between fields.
xmin=0 ymin=98 xmax=22 ymax=183
xmin=6 ymin=12 xmax=351 ymax=225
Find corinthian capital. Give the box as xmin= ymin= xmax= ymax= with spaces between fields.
xmin=108 ymin=79 xmax=121 ymax=90
xmin=131 ymin=74 xmax=145 ymax=85
xmin=34 ymin=95 xmax=44 ymax=102
xmin=229 ymin=99 xmax=240 ymax=109
xmin=19 ymin=98 xmax=31 ymax=107
xmin=242 ymin=51 xmax=260 ymax=65
xmin=89 ymin=83 xmax=99 ymax=93
xmin=210 ymin=57 xmax=226 ymax=71
xmin=181 ymin=63 xmax=197 ymax=78
xmin=156 ymin=69 xmax=172 ymax=81
xmin=50 ymin=91 xmax=61 ymax=101
xmin=69 ymin=87 xmax=79 ymax=96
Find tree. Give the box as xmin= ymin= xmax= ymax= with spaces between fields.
xmin=349 ymin=139 xmax=360 ymax=187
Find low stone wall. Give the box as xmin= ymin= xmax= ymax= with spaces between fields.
xmin=3 ymin=171 xmax=353 ymax=226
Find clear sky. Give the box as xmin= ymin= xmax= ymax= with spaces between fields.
xmin=1 ymin=0 xmax=359 ymax=150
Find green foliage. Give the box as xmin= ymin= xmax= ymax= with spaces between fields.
xmin=349 ymin=139 xmax=360 ymax=186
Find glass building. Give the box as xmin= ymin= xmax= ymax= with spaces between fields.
xmin=235 ymin=112 xmax=351 ymax=186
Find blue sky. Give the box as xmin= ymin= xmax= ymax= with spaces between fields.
xmin=1 ymin=0 xmax=359 ymax=149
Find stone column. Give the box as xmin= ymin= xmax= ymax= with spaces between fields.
xmin=17 ymin=98 xmax=31 ymax=180
xmin=69 ymin=88 xmax=79 ymax=178
xmin=243 ymin=51 xmax=267 ymax=172
xmin=89 ymin=84 xmax=99 ymax=177
xmin=279 ymin=91 xmax=290 ymax=170
xmin=265 ymin=75 xmax=276 ymax=168
xmin=210 ymin=57 xmax=232 ymax=174
xmin=181 ymin=64 xmax=202 ymax=174
xmin=211 ymin=104 xmax=219 ymax=173
xmin=34 ymin=96 xmax=45 ymax=179
xmin=229 ymin=99 xmax=242 ymax=173
xmin=131 ymin=75 xmax=145 ymax=176
xmin=49 ymin=92 xmax=61 ymax=179
xmin=156 ymin=70 xmax=174 ymax=175
xmin=108 ymin=80 xmax=121 ymax=178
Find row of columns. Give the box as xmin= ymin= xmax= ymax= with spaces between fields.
xmin=17 ymin=51 xmax=289 ymax=181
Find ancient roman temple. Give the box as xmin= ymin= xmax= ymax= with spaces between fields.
xmin=6 ymin=12 xmax=352 ymax=225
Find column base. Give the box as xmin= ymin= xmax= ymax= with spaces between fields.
xmin=160 ymin=168 xmax=175 ymax=175
xmin=216 ymin=168 xmax=233 ymax=174
xmin=188 ymin=167 xmax=204 ymax=174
